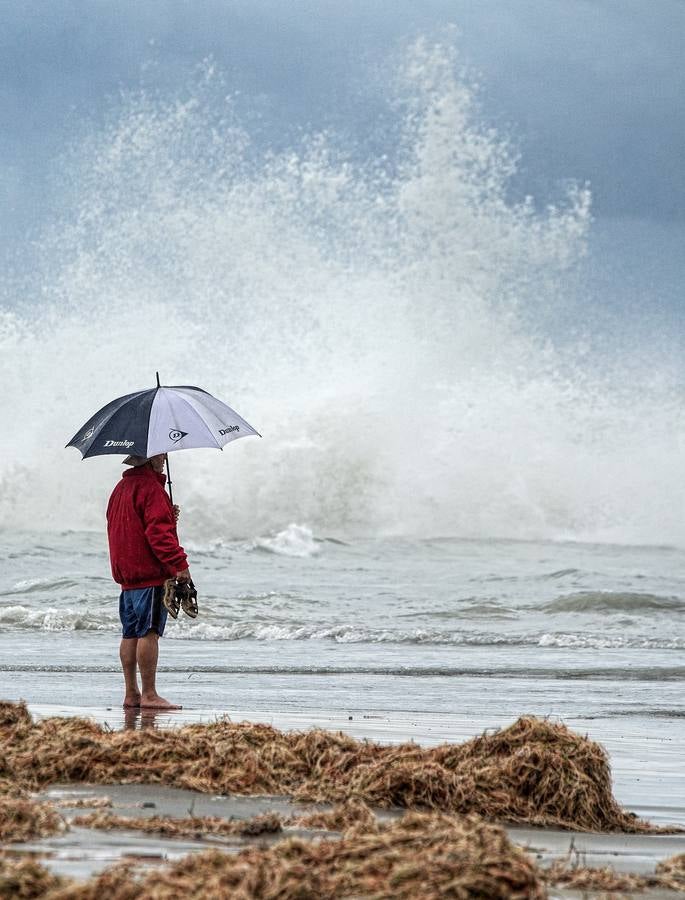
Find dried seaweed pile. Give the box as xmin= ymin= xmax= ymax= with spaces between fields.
xmin=0 ymin=856 xmax=65 ymax=899
xmin=52 ymin=802 xmax=685 ymax=895
xmin=0 ymin=702 xmax=665 ymax=833
xmin=0 ymin=796 xmax=64 ymax=843
xmin=4 ymin=836 xmax=684 ymax=899
xmin=293 ymin=798 xmax=379 ymax=832
xmin=543 ymin=845 xmax=685 ymax=893
xmin=657 ymin=852 xmax=685 ymax=888
xmin=60 ymin=802 xmax=685 ymax=895
xmin=55 ymin=797 xmax=112 ymax=810
xmin=50 ymin=811 xmax=548 ymax=900
xmin=430 ymin=714 xmax=653 ymax=832
xmin=546 ymin=854 xmax=685 ymax=894
xmin=70 ymin=800 xmax=378 ymax=840
xmin=0 ymin=790 xmax=683 ymax=896
xmin=71 ymin=810 xmax=283 ymax=839
xmin=546 ymin=858 xmax=653 ymax=893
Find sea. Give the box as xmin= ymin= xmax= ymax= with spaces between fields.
xmin=1 ymin=40 xmax=684 ymax=827
xmin=1 ymin=526 xmax=684 ymax=826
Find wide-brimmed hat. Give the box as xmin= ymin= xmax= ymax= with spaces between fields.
xmin=122 ymin=455 xmax=150 ymax=467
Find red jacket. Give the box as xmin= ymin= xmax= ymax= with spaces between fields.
xmin=106 ymin=465 xmax=188 ymax=590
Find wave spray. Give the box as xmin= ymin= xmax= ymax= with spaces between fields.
xmin=1 ymin=41 xmax=682 ymax=544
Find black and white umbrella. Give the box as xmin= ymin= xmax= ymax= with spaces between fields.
xmin=66 ymin=374 xmax=260 ymax=500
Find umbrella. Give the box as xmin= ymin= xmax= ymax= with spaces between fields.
xmin=66 ymin=373 xmax=260 ymax=502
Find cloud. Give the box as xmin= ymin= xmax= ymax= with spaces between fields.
xmin=0 ymin=0 xmax=683 ymax=251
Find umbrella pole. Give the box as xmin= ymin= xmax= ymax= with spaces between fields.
xmin=156 ymin=371 xmax=174 ymax=506
xmin=166 ymin=454 xmax=174 ymax=506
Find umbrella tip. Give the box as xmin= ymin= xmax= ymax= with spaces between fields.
xmin=156 ymin=371 xmax=161 ymax=387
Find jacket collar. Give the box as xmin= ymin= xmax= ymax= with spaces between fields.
xmin=122 ymin=465 xmax=167 ymax=487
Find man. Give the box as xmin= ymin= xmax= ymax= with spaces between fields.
xmin=106 ymin=453 xmax=190 ymax=710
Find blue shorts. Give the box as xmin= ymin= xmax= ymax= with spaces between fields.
xmin=119 ymin=585 xmax=167 ymax=639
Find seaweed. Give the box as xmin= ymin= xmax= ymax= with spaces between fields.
xmin=0 ymin=856 xmax=65 ymax=898
xmin=0 ymin=797 xmax=65 ymax=843
xmin=0 ymin=702 xmax=672 ymax=834
xmin=71 ymin=810 xmax=283 ymax=840
xmin=55 ymin=811 xmax=547 ymax=900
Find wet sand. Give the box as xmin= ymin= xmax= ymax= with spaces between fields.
xmin=24 ymin=696 xmax=685 ymax=829
xmin=21 ymin=784 xmax=316 ymax=880
xmin=2 ymin=781 xmax=682 ymax=899
xmin=0 ymin=700 xmax=679 ymax=897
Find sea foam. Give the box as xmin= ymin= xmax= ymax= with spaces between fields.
xmin=0 ymin=39 xmax=682 ymax=546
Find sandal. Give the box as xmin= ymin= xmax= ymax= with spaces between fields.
xmin=162 ymin=578 xmax=180 ymax=619
xmin=180 ymin=579 xmax=199 ymax=619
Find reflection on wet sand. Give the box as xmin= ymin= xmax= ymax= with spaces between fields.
xmin=123 ymin=707 xmax=183 ymax=730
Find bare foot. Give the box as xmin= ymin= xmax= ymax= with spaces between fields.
xmin=140 ymin=694 xmax=182 ymax=710
xmin=123 ymin=694 xmax=141 ymax=708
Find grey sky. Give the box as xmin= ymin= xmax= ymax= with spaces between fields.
xmin=1 ymin=0 xmax=684 ymax=250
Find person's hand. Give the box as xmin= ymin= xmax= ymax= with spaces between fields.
xmin=173 ymin=504 xmax=180 ymax=523
xmin=176 ymin=568 xmax=191 ymax=583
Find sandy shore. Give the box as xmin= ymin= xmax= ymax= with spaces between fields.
xmin=25 ymin=699 xmax=685 ymax=829
xmin=2 ymin=781 xmax=681 ymax=899
xmin=0 ymin=701 xmax=679 ymax=898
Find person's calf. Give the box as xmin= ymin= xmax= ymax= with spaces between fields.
xmin=137 ymin=632 xmax=181 ymax=709
xmin=120 ymin=637 xmax=140 ymax=707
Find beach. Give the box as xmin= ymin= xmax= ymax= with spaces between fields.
xmin=13 ymin=781 xmax=685 ymax=896
xmin=0 ymin=703 xmax=683 ymax=898
xmin=2 ymin=3 xmax=684 ymax=893
xmin=1 ymin=530 xmax=684 ymax=895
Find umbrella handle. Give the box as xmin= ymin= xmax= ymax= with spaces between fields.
xmin=166 ymin=454 xmax=174 ymax=506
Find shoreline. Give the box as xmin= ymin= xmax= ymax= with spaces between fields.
xmin=24 ymin=699 xmax=685 ymax=831
xmin=6 ymin=780 xmax=685 ymax=898
xmin=0 ymin=702 xmax=683 ymax=897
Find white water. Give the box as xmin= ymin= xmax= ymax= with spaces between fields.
xmin=1 ymin=40 xmax=683 ymax=544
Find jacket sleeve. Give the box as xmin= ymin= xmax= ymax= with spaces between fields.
xmin=140 ymin=483 xmax=188 ymax=574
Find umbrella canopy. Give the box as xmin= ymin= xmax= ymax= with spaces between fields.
xmin=66 ymin=378 xmax=260 ymax=461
